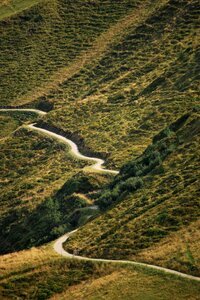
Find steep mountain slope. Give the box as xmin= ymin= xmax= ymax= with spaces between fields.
xmin=0 ymin=108 xmax=117 ymax=254
xmin=0 ymin=0 xmax=142 ymax=255
xmin=0 ymin=0 xmax=147 ymax=106
xmin=43 ymin=0 xmax=200 ymax=167
xmin=0 ymin=0 xmax=200 ymax=298
xmin=0 ymin=0 xmax=178 ymax=255
xmin=65 ymin=111 xmax=200 ymax=276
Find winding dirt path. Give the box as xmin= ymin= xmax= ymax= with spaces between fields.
xmin=54 ymin=230 xmax=200 ymax=282
xmin=0 ymin=108 xmax=118 ymax=174
xmin=0 ymin=108 xmax=46 ymax=116
xmin=1 ymin=108 xmax=200 ymax=283
xmin=27 ymin=124 xmax=118 ymax=174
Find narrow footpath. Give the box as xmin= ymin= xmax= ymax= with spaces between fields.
xmin=54 ymin=230 xmax=200 ymax=282
xmin=1 ymin=108 xmax=200 ymax=283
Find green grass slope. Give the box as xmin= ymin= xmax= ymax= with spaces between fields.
xmin=51 ymin=269 xmax=200 ymax=300
xmin=0 ymin=110 xmax=39 ymax=138
xmin=0 ymin=0 xmax=144 ymax=106
xmin=0 ymin=112 xmax=113 ymax=255
xmin=0 ymin=111 xmax=94 ymax=254
xmin=43 ymin=0 xmax=200 ymax=167
xmin=65 ymin=111 xmax=200 ymax=276
xmin=0 ymin=0 xmax=199 ymax=295
xmin=0 ymin=0 xmax=176 ymax=255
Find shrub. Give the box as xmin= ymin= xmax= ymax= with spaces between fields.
xmin=144 ymin=227 xmax=167 ymax=237
xmin=97 ymin=177 xmax=143 ymax=210
xmin=156 ymin=211 xmax=179 ymax=227
xmin=153 ymin=127 xmax=173 ymax=143
xmin=97 ymin=190 xmax=114 ymax=210
xmin=108 ymin=92 xmax=126 ymax=103
xmin=120 ymin=161 xmax=141 ymax=177
xmin=118 ymin=177 xmax=143 ymax=192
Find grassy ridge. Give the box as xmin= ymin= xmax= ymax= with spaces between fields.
xmin=51 ymin=269 xmax=200 ymax=300
xmin=65 ymin=111 xmax=200 ymax=276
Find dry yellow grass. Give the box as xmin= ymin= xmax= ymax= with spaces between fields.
xmin=50 ymin=267 xmax=200 ymax=300
xmin=73 ymin=193 xmax=93 ymax=205
xmin=132 ymin=219 xmax=200 ymax=272
xmin=1 ymin=239 xmax=200 ymax=300
xmin=50 ymin=270 xmax=125 ymax=300
xmin=0 ymin=244 xmax=59 ymax=278
xmin=0 ymin=1 xmax=11 ymax=5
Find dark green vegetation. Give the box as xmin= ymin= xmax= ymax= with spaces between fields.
xmin=0 ymin=112 xmax=99 ymax=254
xmin=0 ymin=161 xmax=109 ymax=253
xmin=66 ymin=111 xmax=200 ymax=276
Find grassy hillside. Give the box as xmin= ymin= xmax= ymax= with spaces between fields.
xmin=0 ymin=110 xmax=39 ymax=138
xmin=43 ymin=0 xmax=200 ymax=167
xmin=0 ymin=0 xmax=146 ymax=106
xmin=65 ymin=111 xmax=200 ymax=276
xmin=0 ymin=245 xmax=117 ymax=299
xmin=1 ymin=245 xmax=200 ymax=300
xmin=0 ymin=110 xmax=105 ymax=254
xmin=0 ymin=0 xmax=200 ymax=297
xmin=0 ymin=1 xmax=176 ymax=253
xmin=50 ymin=270 xmax=200 ymax=300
